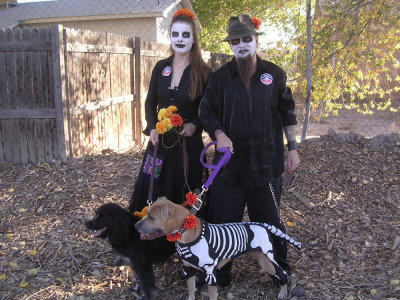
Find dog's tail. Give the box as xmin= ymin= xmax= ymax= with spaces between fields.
xmin=265 ymin=224 xmax=301 ymax=249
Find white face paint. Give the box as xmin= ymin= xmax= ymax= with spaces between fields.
xmin=230 ymin=35 xmax=257 ymax=59
xmin=170 ymin=22 xmax=194 ymax=54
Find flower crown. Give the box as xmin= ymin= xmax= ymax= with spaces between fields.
xmin=251 ymin=17 xmax=262 ymax=30
xmin=156 ymin=105 xmax=183 ymax=134
xmin=173 ymin=8 xmax=195 ymax=21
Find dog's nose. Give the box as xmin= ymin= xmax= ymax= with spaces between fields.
xmin=85 ymin=220 xmax=92 ymax=228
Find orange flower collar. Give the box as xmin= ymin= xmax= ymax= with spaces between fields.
xmin=166 ymin=214 xmax=198 ymax=242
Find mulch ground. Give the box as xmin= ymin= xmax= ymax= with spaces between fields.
xmin=0 ymin=132 xmax=399 ymax=300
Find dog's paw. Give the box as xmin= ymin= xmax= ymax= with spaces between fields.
xmin=277 ymin=284 xmax=288 ymax=300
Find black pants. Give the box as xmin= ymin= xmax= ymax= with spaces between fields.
xmin=207 ymin=175 xmax=290 ymax=273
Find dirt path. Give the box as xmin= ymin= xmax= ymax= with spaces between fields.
xmin=298 ymin=108 xmax=400 ymax=139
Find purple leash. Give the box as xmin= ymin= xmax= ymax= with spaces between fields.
xmin=190 ymin=141 xmax=231 ymax=214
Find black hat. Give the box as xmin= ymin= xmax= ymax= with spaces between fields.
xmin=223 ymin=14 xmax=261 ymax=41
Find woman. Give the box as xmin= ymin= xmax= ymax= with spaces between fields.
xmin=129 ymin=8 xmax=212 ymax=213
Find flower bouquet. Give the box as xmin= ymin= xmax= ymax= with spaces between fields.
xmin=156 ymin=105 xmax=183 ymax=134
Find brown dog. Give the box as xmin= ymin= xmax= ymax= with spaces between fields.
xmin=135 ymin=197 xmax=301 ymax=300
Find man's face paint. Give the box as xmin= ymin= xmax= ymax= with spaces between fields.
xmin=171 ymin=21 xmax=194 ymax=54
xmin=230 ymin=35 xmax=257 ymax=59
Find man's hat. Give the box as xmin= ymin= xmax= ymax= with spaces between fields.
xmin=223 ymin=14 xmax=262 ymax=41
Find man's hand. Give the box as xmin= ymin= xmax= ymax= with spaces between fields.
xmin=214 ymin=129 xmax=234 ymax=153
xmin=179 ymin=123 xmax=196 ymax=137
xmin=150 ymin=129 xmax=159 ymax=146
xmin=287 ymin=150 xmax=300 ymax=173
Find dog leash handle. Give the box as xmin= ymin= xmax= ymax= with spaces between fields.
xmin=147 ymin=142 xmax=158 ymax=207
xmin=200 ymin=141 xmax=232 ymax=190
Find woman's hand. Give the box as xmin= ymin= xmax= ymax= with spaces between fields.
xmin=150 ymin=129 xmax=159 ymax=145
xmin=179 ymin=123 xmax=196 ymax=137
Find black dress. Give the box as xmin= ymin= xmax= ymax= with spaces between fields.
xmin=129 ymin=56 xmax=209 ymax=213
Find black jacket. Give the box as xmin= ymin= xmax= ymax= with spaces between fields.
xmin=200 ymin=56 xmax=297 ymax=187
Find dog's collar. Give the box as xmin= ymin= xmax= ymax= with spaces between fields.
xmin=166 ymin=214 xmax=198 ymax=242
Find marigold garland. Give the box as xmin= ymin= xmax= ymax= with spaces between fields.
xmin=166 ymin=232 xmax=182 ymax=242
xmin=252 ymin=17 xmax=262 ymax=30
xmin=173 ymin=8 xmax=195 ymax=21
xmin=166 ymin=214 xmax=198 ymax=242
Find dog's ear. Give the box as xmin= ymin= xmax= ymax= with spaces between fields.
xmin=160 ymin=203 xmax=171 ymax=220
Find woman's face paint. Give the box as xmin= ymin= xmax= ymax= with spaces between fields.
xmin=171 ymin=21 xmax=194 ymax=54
xmin=230 ymin=35 xmax=257 ymax=59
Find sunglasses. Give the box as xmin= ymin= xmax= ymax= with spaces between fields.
xmin=230 ymin=36 xmax=253 ymax=45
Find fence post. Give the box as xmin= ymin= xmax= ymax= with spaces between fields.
xmin=134 ymin=37 xmax=142 ymax=145
xmin=51 ymin=24 xmax=70 ymax=162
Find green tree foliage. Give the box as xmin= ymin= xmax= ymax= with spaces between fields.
xmin=192 ymin=0 xmax=400 ymax=116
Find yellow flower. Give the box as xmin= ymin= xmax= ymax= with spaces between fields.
xmin=166 ymin=105 xmax=177 ymax=117
xmin=164 ymin=118 xmax=173 ymax=130
xmin=158 ymin=108 xmax=167 ymax=121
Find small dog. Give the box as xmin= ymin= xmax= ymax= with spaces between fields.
xmin=135 ymin=197 xmax=301 ymax=300
xmin=85 ymin=203 xmax=175 ymax=300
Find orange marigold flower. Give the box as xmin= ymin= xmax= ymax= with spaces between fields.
xmin=252 ymin=17 xmax=262 ymax=30
xmin=170 ymin=114 xmax=183 ymax=127
xmin=167 ymin=232 xmax=182 ymax=242
xmin=184 ymin=214 xmax=198 ymax=230
xmin=156 ymin=121 xmax=167 ymax=134
xmin=173 ymin=8 xmax=195 ymax=21
xmin=166 ymin=105 xmax=178 ymax=116
xmin=185 ymin=192 xmax=198 ymax=206
xmin=133 ymin=206 xmax=148 ymax=219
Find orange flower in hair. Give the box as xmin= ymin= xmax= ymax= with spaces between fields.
xmin=173 ymin=8 xmax=195 ymax=21
xmin=252 ymin=17 xmax=262 ymax=30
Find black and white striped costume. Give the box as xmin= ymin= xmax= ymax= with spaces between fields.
xmin=176 ymin=221 xmax=301 ymax=286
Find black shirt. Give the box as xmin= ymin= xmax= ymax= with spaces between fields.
xmin=200 ymin=56 xmax=297 ymax=187
xmin=144 ymin=56 xmax=202 ymax=137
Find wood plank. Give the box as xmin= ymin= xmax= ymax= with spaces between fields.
xmin=31 ymin=27 xmax=42 ymax=109
xmin=26 ymin=118 xmax=38 ymax=164
xmin=35 ymin=119 xmax=46 ymax=163
xmin=22 ymin=27 xmax=33 ymax=109
xmin=134 ymin=37 xmax=142 ymax=144
xmin=3 ymin=121 xmax=14 ymax=162
xmin=66 ymin=42 xmax=132 ymax=54
xmin=40 ymin=28 xmax=51 ymax=109
xmin=0 ymin=109 xmax=56 ymax=118
xmin=293 ymin=191 xmax=315 ymax=209
xmin=19 ymin=119 xmax=29 ymax=165
xmin=50 ymin=24 xmax=68 ymax=162
xmin=0 ymin=29 xmax=8 ymax=109
xmin=14 ymin=28 xmax=24 ymax=109
xmin=5 ymin=28 xmax=17 ymax=108
xmin=0 ymin=43 xmax=52 ymax=52
xmin=0 ymin=121 xmax=4 ymax=161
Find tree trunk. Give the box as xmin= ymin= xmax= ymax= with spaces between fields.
xmin=301 ymin=0 xmax=313 ymax=142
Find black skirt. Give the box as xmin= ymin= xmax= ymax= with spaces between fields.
xmin=129 ymin=131 xmax=204 ymax=214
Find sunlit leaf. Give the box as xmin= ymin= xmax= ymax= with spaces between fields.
xmin=19 ymin=282 xmax=28 ymax=288
xmin=28 ymin=249 xmax=37 ymax=256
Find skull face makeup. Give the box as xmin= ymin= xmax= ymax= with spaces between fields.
xmin=171 ymin=21 xmax=194 ymax=54
xmin=230 ymin=35 xmax=257 ymax=59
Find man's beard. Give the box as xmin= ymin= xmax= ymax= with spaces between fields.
xmin=237 ymin=54 xmax=253 ymax=91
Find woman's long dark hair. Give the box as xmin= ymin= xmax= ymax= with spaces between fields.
xmin=170 ymin=15 xmax=211 ymax=100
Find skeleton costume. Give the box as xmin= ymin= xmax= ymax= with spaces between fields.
xmin=176 ymin=221 xmax=301 ymax=286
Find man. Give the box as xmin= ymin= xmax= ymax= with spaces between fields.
xmin=199 ymin=14 xmax=300 ymax=286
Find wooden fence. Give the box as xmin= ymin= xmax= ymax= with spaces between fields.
xmin=0 ymin=25 xmax=164 ymax=164
xmin=0 ymin=25 xmax=228 ymax=165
